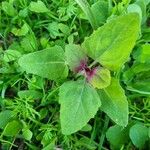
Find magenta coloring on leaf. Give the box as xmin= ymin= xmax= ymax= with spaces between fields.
xmin=85 ymin=67 xmax=97 ymax=81
xmin=74 ymin=59 xmax=87 ymax=73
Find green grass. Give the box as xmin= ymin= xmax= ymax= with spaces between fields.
xmin=0 ymin=0 xmax=150 ymax=150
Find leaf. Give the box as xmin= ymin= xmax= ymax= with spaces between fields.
xmin=29 ymin=0 xmax=49 ymax=13
xmin=3 ymin=50 xmax=22 ymax=62
xmin=135 ymin=44 xmax=150 ymax=63
xmin=82 ymin=13 xmax=140 ymax=71
xmin=59 ymin=80 xmax=101 ymax=135
xmin=18 ymin=90 xmax=43 ymax=99
xmin=22 ymin=128 xmax=33 ymax=141
xmin=127 ymin=4 xmax=142 ymax=23
xmin=129 ymin=123 xmax=149 ymax=148
xmin=65 ymin=44 xmax=87 ymax=72
xmin=11 ymin=23 xmax=29 ymax=36
xmin=0 ymin=110 xmax=13 ymax=129
xmin=88 ymin=67 xmax=111 ymax=89
xmin=3 ymin=120 xmax=22 ymax=136
xmin=18 ymin=46 xmax=68 ymax=81
xmin=106 ymin=125 xmax=130 ymax=149
xmin=21 ymin=34 xmax=37 ymax=52
xmin=47 ymin=22 xmax=62 ymax=39
xmin=80 ymin=124 xmax=92 ymax=132
xmin=98 ymin=78 xmax=128 ymax=126
xmin=2 ymin=1 xmax=17 ymax=16
xmin=91 ymin=1 xmax=108 ymax=26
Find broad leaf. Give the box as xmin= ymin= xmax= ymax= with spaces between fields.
xmin=129 ymin=123 xmax=149 ymax=148
xmin=88 ymin=67 xmax=111 ymax=89
xmin=65 ymin=44 xmax=87 ymax=72
xmin=98 ymin=78 xmax=128 ymax=126
xmin=59 ymin=80 xmax=101 ymax=135
xmin=82 ymin=13 xmax=140 ymax=71
xmin=29 ymin=0 xmax=49 ymax=13
xmin=18 ymin=46 xmax=68 ymax=81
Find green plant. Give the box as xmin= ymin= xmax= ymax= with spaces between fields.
xmin=18 ymin=13 xmax=140 ymax=135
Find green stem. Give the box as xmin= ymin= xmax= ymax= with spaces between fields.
xmin=98 ymin=115 xmax=109 ymax=150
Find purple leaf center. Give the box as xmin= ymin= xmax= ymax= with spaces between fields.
xmin=74 ymin=60 xmax=97 ymax=81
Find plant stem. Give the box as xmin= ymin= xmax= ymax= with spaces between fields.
xmin=98 ymin=115 xmax=109 ymax=150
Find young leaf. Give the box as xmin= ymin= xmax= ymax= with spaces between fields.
xmin=129 ymin=123 xmax=149 ymax=148
xmin=65 ymin=44 xmax=87 ymax=72
xmin=59 ymin=80 xmax=101 ymax=135
xmin=88 ymin=67 xmax=111 ymax=89
xmin=82 ymin=13 xmax=140 ymax=71
xmin=29 ymin=0 xmax=49 ymax=13
xmin=18 ymin=46 xmax=68 ymax=81
xmin=98 ymin=78 xmax=128 ymax=126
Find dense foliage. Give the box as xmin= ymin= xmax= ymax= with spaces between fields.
xmin=0 ymin=0 xmax=150 ymax=149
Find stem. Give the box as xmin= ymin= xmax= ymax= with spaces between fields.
xmin=98 ymin=115 xmax=109 ymax=150
xmin=89 ymin=60 xmax=97 ymax=68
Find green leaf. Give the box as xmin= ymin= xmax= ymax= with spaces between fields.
xmin=65 ymin=44 xmax=87 ymax=72
xmin=59 ymin=80 xmax=101 ymax=135
xmin=11 ymin=23 xmax=29 ymax=36
xmin=3 ymin=120 xmax=22 ymax=136
xmin=82 ymin=13 xmax=140 ymax=71
xmin=91 ymin=1 xmax=108 ymax=26
xmin=29 ymin=0 xmax=49 ymax=13
xmin=0 ymin=110 xmax=13 ymax=129
xmin=106 ymin=125 xmax=130 ymax=149
xmin=89 ymin=67 xmax=111 ymax=89
xmin=18 ymin=46 xmax=68 ymax=81
xmin=98 ymin=78 xmax=128 ymax=126
xmin=135 ymin=44 xmax=150 ymax=63
xmin=21 ymin=34 xmax=37 ymax=52
xmin=22 ymin=128 xmax=33 ymax=141
xmin=3 ymin=50 xmax=22 ymax=62
xmin=129 ymin=123 xmax=149 ymax=148
xmin=127 ymin=4 xmax=142 ymax=23
xmin=18 ymin=90 xmax=43 ymax=99
xmin=2 ymin=1 xmax=17 ymax=16
xmin=80 ymin=124 xmax=92 ymax=132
